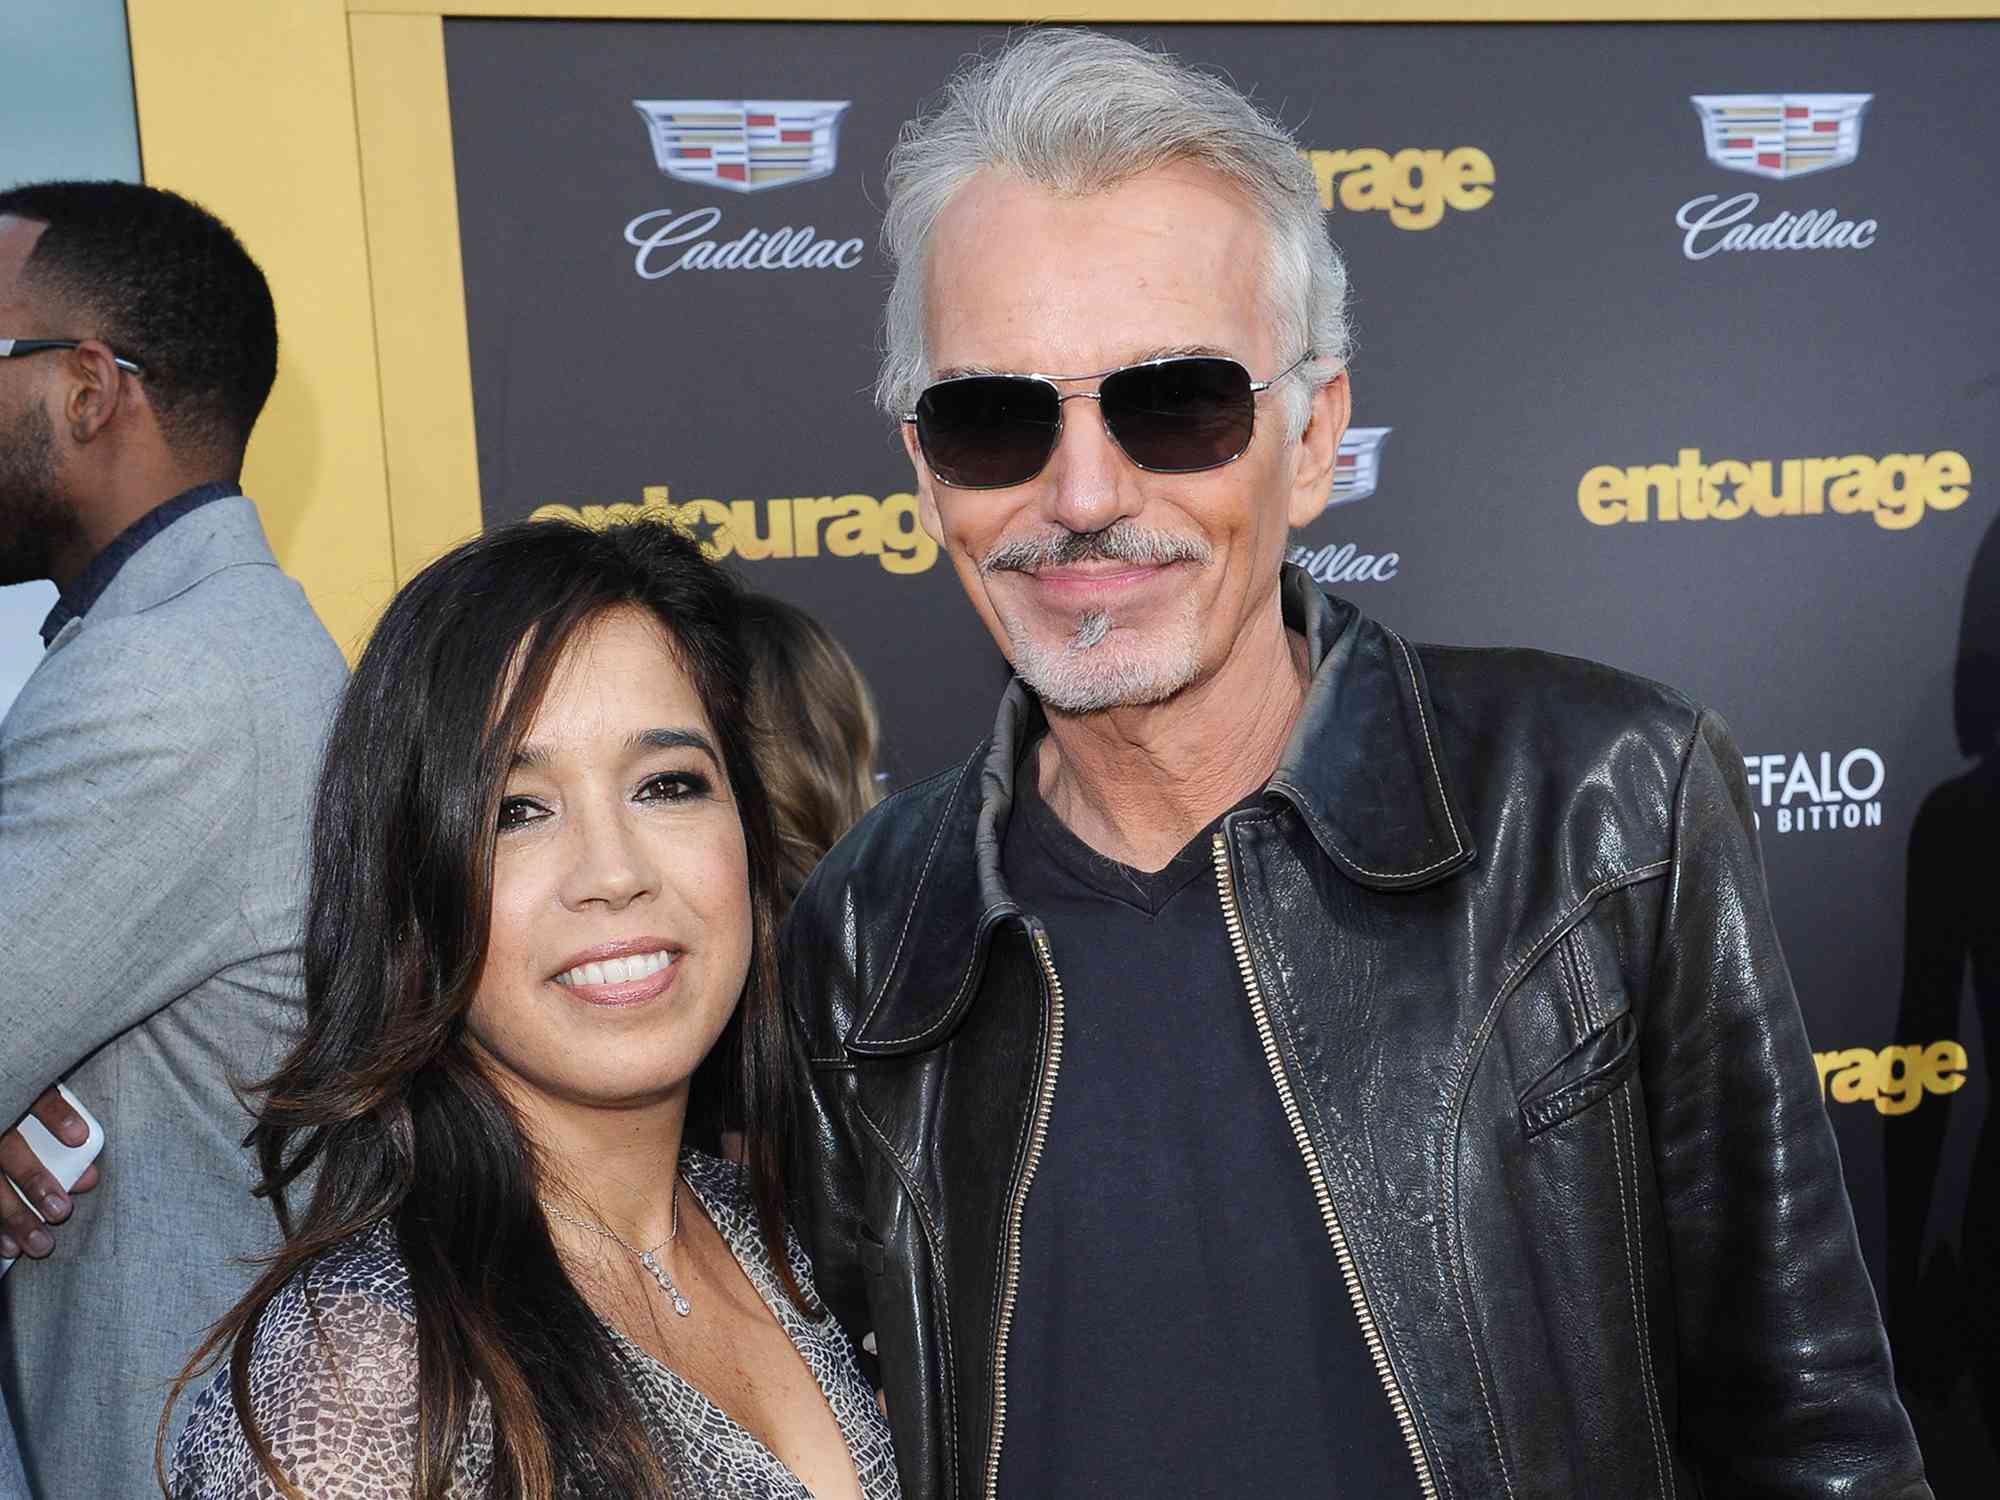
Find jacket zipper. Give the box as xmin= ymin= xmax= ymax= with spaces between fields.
xmin=982 ymin=924 xmax=1067 ymax=1500
xmin=1212 ymin=829 xmax=1442 ymax=1500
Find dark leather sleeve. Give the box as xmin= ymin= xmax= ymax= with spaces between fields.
xmin=780 ymin=908 xmax=874 ymax=1355
xmin=1644 ymin=710 xmax=1930 ymax=1497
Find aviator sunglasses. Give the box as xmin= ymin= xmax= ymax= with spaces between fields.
xmin=905 ymin=351 xmax=1314 ymax=490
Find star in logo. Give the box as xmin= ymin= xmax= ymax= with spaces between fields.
xmin=684 ymin=511 xmax=725 ymax=550
xmin=1711 ymin=473 xmax=1743 ymax=505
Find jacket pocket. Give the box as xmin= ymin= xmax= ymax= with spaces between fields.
xmin=1519 ymin=1010 xmax=1638 ymax=1137
xmin=858 ymin=1220 xmax=889 ymax=1276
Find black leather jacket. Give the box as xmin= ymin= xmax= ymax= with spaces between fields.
xmin=785 ymin=568 xmax=1929 ymax=1500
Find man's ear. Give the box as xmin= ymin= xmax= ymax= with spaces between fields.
xmin=1286 ymin=367 xmax=1351 ymax=532
xmin=901 ymin=419 xmax=946 ymax=545
xmin=61 ymin=339 xmax=136 ymax=446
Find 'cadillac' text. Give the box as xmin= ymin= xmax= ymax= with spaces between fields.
xmin=1288 ymin=541 xmax=1400 ymax=584
xmin=1675 ymin=192 xmax=1877 ymax=261
xmin=625 ymin=208 xmax=865 ymax=278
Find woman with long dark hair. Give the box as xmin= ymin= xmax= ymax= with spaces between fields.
xmin=163 ymin=521 xmax=898 ymax=1500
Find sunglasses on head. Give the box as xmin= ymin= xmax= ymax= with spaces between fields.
xmin=904 ymin=351 xmax=1314 ymax=490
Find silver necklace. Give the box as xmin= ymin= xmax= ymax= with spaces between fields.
xmin=541 ymin=1176 xmax=693 ymax=1317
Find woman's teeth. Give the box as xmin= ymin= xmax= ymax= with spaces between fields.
xmin=556 ymin=950 xmax=676 ymax=988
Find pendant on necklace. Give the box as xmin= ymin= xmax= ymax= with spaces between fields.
xmin=639 ymin=1248 xmax=693 ymax=1317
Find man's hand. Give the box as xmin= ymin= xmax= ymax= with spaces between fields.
xmin=0 ymin=1088 xmax=101 ymax=1262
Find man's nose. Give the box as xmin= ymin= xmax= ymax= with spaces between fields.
xmin=1041 ymin=394 xmax=1143 ymax=535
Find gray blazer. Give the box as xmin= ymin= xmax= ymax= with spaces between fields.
xmin=0 ymin=497 xmax=347 ymax=1500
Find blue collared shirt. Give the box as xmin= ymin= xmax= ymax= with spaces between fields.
xmin=39 ymin=481 xmax=238 ymax=646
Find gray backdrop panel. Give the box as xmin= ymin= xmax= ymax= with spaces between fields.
xmin=446 ymin=18 xmax=1999 ymax=1487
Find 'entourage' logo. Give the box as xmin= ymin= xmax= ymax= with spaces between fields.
xmin=1304 ymin=148 xmax=1494 ymax=231
xmin=530 ymin=486 xmax=936 ymax=575
xmin=1814 ymin=1042 xmax=1966 ymax=1115
xmin=1577 ymin=447 xmax=1970 ymax=530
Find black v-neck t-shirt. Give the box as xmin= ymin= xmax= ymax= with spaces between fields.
xmin=995 ymin=750 xmax=1418 ymax=1499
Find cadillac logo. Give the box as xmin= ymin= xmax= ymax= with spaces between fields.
xmin=634 ymin=99 xmax=851 ymax=193
xmin=1329 ymin=427 xmax=1392 ymax=509
xmin=1689 ymin=94 xmax=1872 ymax=181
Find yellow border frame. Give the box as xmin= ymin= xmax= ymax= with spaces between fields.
xmin=125 ymin=0 xmax=1999 ymax=653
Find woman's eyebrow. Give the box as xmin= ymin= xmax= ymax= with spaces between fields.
xmin=510 ymin=742 xmax=553 ymax=772
xmin=509 ymin=727 xmax=719 ymax=771
xmin=628 ymin=727 xmax=720 ymax=766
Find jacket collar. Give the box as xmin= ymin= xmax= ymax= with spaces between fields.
xmin=42 ymin=492 xmax=277 ymax=652
xmin=849 ymin=565 xmax=1475 ymax=1053
xmin=1264 ymin=564 xmax=1475 ymax=889
xmin=39 ymin=482 xmax=242 ymax=645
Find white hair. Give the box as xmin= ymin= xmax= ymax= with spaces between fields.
xmin=875 ymin=28 xmax=1351 ymax=436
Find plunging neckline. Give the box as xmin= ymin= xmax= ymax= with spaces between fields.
xmin=597 ymin=1150 xmax=872 ymax=1500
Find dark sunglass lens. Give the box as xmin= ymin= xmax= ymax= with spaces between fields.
xmin=915 ymin=377 xmax=1061 ymax=488
xmin=1100 ymin=357 xmax=1255 ymax=473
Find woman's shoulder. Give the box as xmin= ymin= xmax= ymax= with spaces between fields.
xmin=244 ymin=1220 xmax=421 ymax=1372
xmin=205 ymin=1220 xmax=416 ymax=1371
xmin=292 ymin=1218 xmax=417 ymax=1315
xmin=169 ymin=1222 xmax=486 ymax=1499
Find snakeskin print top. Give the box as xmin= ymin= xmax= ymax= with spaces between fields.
xmin=168 ymin=1150 xmax=900 ymax=1499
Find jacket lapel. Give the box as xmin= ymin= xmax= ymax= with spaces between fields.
xmin=1267 ymin=566 xmax=1477 ymax=890
xmin=848 ymin=684 xmax=1043 ymax=1055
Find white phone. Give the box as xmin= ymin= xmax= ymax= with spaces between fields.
xmin=0 ymin=1083 xmax=105 ymax=1277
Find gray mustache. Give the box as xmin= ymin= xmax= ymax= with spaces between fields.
xmin=980 ymin=523 xmax=1213 ymax=576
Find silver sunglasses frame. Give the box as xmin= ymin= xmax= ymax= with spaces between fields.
xmin=902 ymin=350 xmax=1315 ymax=490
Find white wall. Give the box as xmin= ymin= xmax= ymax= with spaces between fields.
xmin=0 ymin=584 xmax=59 ymax=712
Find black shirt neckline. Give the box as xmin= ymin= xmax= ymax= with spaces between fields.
xmin=1011 ymin=739 xmax=1258 ymax=916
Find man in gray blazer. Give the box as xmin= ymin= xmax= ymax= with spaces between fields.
xmin=0 ymin=181 xmax=346 ymax=1499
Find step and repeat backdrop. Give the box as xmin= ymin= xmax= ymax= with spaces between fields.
xmin=442 ymin=16 xmax=1997 ymax=1486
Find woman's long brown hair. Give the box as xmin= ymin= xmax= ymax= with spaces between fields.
xmin=158 ymin=520 xmax=804 ymax=1498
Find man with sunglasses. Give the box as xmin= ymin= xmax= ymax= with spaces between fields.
xmin=784 ymin=28 xmax=1930 ymax=1500
xmin=0 ymin=181 xmax=345 ymax=1499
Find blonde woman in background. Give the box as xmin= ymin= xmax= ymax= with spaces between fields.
xmin=697 ymin=594 xmax=884 ymax=1168
xmin=739 ymin=594 xmax=883 ymax=903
